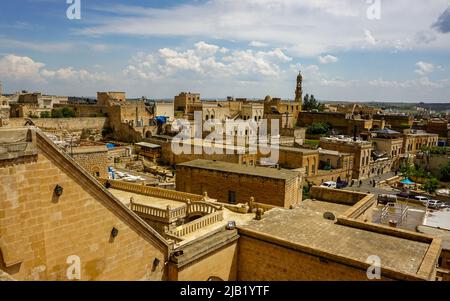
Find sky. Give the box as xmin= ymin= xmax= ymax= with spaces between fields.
xmin=0 ymin=0 xmax=450 ymax=102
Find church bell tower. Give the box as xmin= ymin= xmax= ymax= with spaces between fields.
xmin=295 ymin=71 xmax=303 ymax=110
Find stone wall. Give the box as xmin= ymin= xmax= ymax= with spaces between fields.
xmin=170 ymin=242 xmax=238 ymax=281
xmin=159 ymin=141 xmax=256 ymax=166
xmin=176 ymin=165 xmax=302 ymax=208
xmin=0 ymin=128 xmax=168 ymax=280
xmin=237 ymin=235 xmax=393 ymax=281
xmin=8 ymin=117 xmax=108 ymax=132
xmin=309 ymin=186 xmax=368 ymax=205
xmin=306 ymin=168 xmax=353 ymax=186
xmin=71 ymin=148 xmax=110 ymax=178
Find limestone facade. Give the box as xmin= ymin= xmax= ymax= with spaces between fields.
xmin=175 ymin=160 xmax=303 ymax=208
xmin=0 ymin=128 xmax=168 ymax=280
xmin=70 ymin=146 xmax=110 ymax=178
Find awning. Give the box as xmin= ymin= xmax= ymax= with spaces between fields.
xmin=400 ymin=178 xmax=415 ymax=185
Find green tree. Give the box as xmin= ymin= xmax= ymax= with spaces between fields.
xmin=61 ymin=107 xmax=76 ymax=118
xmin=440 ymin=162 xmax=450 ymax=182
xmin=306 ymin=122 xmax=331 ymax=136
xmin=51 ymin=109 xmax=63 ymax=118
xmin=422 ymin=178 xmax=439 ymax=194
xmin=303 ymin=94 xmax=324 ymax=111
xmin=40 ymin=111 xmax=51 ymax=118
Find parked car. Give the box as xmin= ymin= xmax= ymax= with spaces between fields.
xmin=412 ymin=195 xmax=431 ymax=205
xmin=377 ymin=194 xmax=397 ymax=205
xmin=428 ymin=200 xmax=444 ymax=209
xmin=336 ymin=181 xmax=348 ymax=189
xmin=321 ymin=181 xmax=337 ymax=189
xmin=397 ymin=191 xmax=410 ymax=198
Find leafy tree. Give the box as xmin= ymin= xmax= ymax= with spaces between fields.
xmin=51 ymin=109 xmax=63 ymax=118
xmin=51 ymin=107 xmax=76 ymax=118
xmin=40 ymin=111 xmax=51 ymax=118
xmin=440 ymin=162 xmax=450 ymax=182
xmin=422 ymin=178 xmax=439 ymax=194
xmin=27 ymin=111 xmax=39 ymax=119
xmin=303 ymin=94 xmax=324 ymax=111
xmin=306 ymin=122 xmax=332 ymax=136
xmin=61 ymin=107 xmax=76 ymax=118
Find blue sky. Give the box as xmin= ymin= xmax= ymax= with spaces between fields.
xmin=1 ymin=0 xmax=450 ymax=102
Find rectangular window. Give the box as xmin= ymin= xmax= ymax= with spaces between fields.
xmin=228 ymin=191 xmax=236 ymax=204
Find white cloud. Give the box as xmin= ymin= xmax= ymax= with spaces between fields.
xmin=415 ymin=61 xmax=435 ymax=75
xmin=0 ymin=38 xmax=72 ymax=53
xmin=364 ymin=30 xmax=377 ymax=46
xmin=77 ymin=0 xmax=450 ymax=57
xmin=123 ymin=43 xmax=292 ymax=81
xmin=0 ymin=54 xmax=108 ymax=84
xmin=194 ymin=41 xmax=220 ymax=56
xmin=0 ymin=54 xmax=45 ymax=82
xmin=318 ymin=55 xmax=338 ymax=64
xmin=249 ymin=41 xmax=269 ymax=48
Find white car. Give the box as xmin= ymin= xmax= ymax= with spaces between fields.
xmin=321 ymin=181 xmax=337 ymax=189
xmin=428 ymin=200 xmax=444 ymax=209
xmin=412 ymin=196 xmax=431 ymax=205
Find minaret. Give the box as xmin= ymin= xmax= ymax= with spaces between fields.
xmin=295 ymin=71 xmax=303 ymax=109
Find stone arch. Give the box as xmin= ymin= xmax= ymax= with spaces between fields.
xmin=91 ymin=166 xmax=101 ymax=177
xmin=207 ymin=276 xmax=224 ymax=281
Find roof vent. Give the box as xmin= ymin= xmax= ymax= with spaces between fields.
xmin=323 ymin=212 xmax=336 ymax=221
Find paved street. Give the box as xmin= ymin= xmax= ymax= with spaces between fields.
xmin=344 ymin=172 xmax=399 ymax=196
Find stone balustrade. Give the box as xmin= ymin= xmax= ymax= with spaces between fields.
xmin=187 ymin=201 xmax=223 ymax=215
xmin=130 ymin=201 xmax=187 ymax=223
xmin=99 ymin=178 xmax=204 ymax=202
xmin=165 ymin=210 xmax=224 ymax=238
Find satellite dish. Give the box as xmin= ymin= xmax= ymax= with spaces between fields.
xmin=323 ymin=212 xmax=336 ymax=221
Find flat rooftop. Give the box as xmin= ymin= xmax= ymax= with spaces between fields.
xmin=423 ymin=208 xmax=450 ymax=231
xmin=418 ymin=226 xmax=450 ymax=251
xmin=70 ymin=145 xmax=108 ymax=154
xmin=277 ymin=146 xmax=318 ymax=155
xmin=109 ymin=189 xmax=185 ymax=210
xmin=177 ymin=159 xmax=301 ymax=180
xmin=319 ymin=149 xmax=351 ymax=156
xmin=241 ymin=199 xmax=430 ymax=276
xmin=135 ymin=142 xmax=161 ymax=149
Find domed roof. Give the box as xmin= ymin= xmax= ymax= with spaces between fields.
xmin=264 ymin=95 xmax=272 ymax=102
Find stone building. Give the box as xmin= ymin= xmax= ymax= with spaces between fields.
xmin=307 ymin=149 xmax=355 ymax=184
xmin=237 ymin=187 xmax=441 ymax=281
xmin=0 ymin=95 xmax=9 ymax=127
xmin=174 ymin=92 xmax=201 ymax=113
xmin=0 ymin=127 xmax=168 ymax=280
xmin=258 ymin=145 xmax=319 ymax=175
xmin=58 ymin=92 xmax=157 ymax=142
xmin=154 ymin=102 xmax=175 ymax=121
xmin=426 ymin=119 xmax=449 ymax=138
xmin=298 ymin=111 xmax=376 ymax=137
xmin=370 ymin=128 xmax=404 ymax=171
xmin=10 ymin=92 xmax=68 ymax=118
xmin=0 ymin=128 xmax=444 ymax=281
xmin=320 ymin=136 xmax=374 ymax=180
xmin=69 ymin=145 xmax=110 ymax=178
xmin=373 ymin=114 xmax=414 ymax=132
xmin=176 ymin=159 xmax=303 ymax=208
xmin=403 ymin=130 xmax=439 ymax=155
xmin=158 ymin=139 xmax=257 ymax=166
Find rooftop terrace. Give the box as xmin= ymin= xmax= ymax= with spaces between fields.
xmin=177 ymin=159 xmax=301 ymax=180
xmin=240 ymin=198 xmax=432 ymax=277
